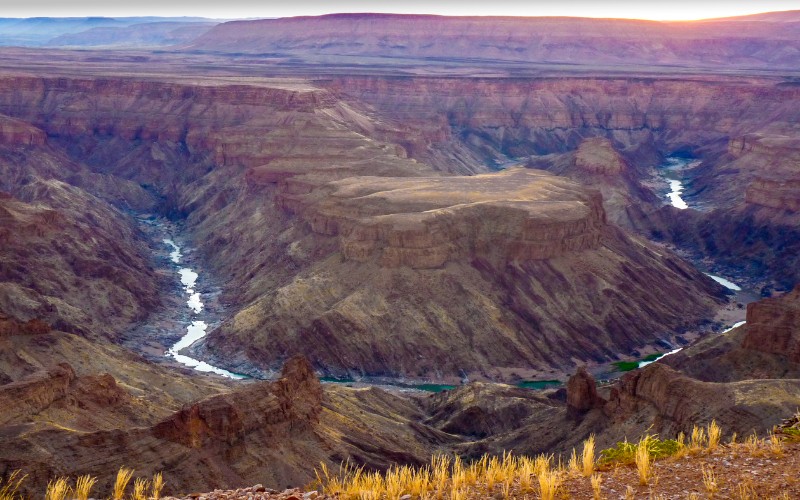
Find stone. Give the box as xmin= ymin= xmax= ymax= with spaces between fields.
xmin=566 ymin=366 xmax=604 ymax=417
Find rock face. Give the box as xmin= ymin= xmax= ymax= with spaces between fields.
xmin=574 ymin=138 xmax=627 ymax=176
xmin=0 ymin=114 xmax=46 ymax=146
xmin=299 ymin=168 xmax=605 ymax=269
xmin=742 ymin=286 xmax=800 ymax=363
xmin=187 ymin=12 xmax=800 ymax=70
xmin=566 ymin=366 xmax=605 ymax=417
xmin=0 ymin=183 xmax=160 ymax=338
xmin=0 ymin=363 xmax=75 ymax=425
xmin=604 ymin=362 xmax=800 ymax=438
xmin=153 ymin=356 xmax=322 ymax=449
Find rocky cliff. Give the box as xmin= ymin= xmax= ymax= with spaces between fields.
xmin=742 ymin=286 xmax=800 ymax=363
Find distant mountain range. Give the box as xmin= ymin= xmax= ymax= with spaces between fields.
xmin=182 ymin=11 xmax=800 ymax=70
xmin=2 ymin=11 xmax=800 ymax=68
xmin=0 ymin=17 xmax=219 ymax=47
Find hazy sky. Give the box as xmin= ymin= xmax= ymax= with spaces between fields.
xmin=3 ymin=0 xmax=799 ymax=21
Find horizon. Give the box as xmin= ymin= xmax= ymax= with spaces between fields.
xmin=2 ymin=1 xmax=799 ymax=22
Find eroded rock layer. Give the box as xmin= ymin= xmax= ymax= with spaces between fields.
xmin=0 ymin=73 xmax=726 ymax=380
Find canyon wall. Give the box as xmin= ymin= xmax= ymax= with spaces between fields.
xmin=0 ymin=72 xmax=727 ymax=379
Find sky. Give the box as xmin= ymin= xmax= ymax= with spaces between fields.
xmin=2 ymin=0 xmax=799 ymax=21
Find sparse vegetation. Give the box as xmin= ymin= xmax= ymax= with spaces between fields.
xmin=581 ymin=434 xmax=596 ymax=477
xmin=635 ymin=435 xmax=653 ymax=485
xmin=0 ymin=471 xmax=26 ymax=500
xmin=113 ymin=467 xmax=134 ymax=500
xmin=44 ymin=477 xmax=70 ymax=500
xmin=74 ymin=475 xmax=97 ymax=500
xmin=5 ymin=422 xmax=800 ymax=499
xmin=151 ymin=472 xmax=165 ymax=500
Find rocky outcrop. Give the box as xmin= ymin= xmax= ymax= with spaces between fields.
xmin=0 ymin=114 xmax=46 ymax=146
xmin=153 ymin=356 xmax=322 ymax=448
xmin=299 ymin=168 xmax=605 ymax=269
xmin=0 ymin=363 xmax=75 ymax=425
xmin=0 ymin=313 xmax=50 ymax=337
xmin=605 ymin=362 xmax=800 ymax=437
xmin=742 ymin=286 xmax=800 ymax=363
xmin=566 ymin=366 xmax=605 ymax=417
xmin=574 ymin=138 xmax=627 ymax=176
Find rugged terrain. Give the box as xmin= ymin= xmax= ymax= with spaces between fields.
xmin=0 ymin=72 xmax=725 ymax=380
xmin=0 ymin=10 xmax=799 ymax=497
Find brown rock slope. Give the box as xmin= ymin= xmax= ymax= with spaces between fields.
xmin=0 ymin=188 xmax=158 ymax=338
xmin=198 ymin=167 xmax=723 ymax=380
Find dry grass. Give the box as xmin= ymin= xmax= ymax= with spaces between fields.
xmin=707 ymin=420 xmax=722 ymax=452
xmin=44 ymin=477 xmax=70 ymax=500
xmin=74 ymin=475 xmax=96 ymax=500
xmin=582 ymin=434 xmax=596 ymax=477
xmin=770 ymin=432 xmax=785 ymax=456
xmin=113 ymin=468 xmax=134 ymax=500
xmin=152 ymin=472 xmax=165 ymax=500
xmin=10 ymin=420 xmax=800 ymax=500
xmin=701 ymin=465 xmax=719 ymax=496
xmin=590 ymin=473 xmax=603 ymax=500
xmin=309 ymin=422 xmax=800 ymax=499
xmin=0 ymin=472 xmax=26 ymax=500
xmin=537 ymin=468 xmax=561 ymax=500
xmin=635 ymin=435 xmax=653 ymax=485
xmin=132 ymin=477 xmax=150 ymax=500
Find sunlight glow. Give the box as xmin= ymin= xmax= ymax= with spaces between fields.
xmin=3 ymin=1 xmax=799 ymax=21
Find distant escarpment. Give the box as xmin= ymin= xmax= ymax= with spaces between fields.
xmin=186 ymin=12 xmax=800 ymax=70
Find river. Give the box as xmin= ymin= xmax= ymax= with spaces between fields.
xmin=661 ymin=156 xmax=700 ymax=210
xmin=161 ymin=238 xmax=246 ymax=380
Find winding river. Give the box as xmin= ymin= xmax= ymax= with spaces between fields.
xmin=162 ymin=239 xmax=246 ymax=380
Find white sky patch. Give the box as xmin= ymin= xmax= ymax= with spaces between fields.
xmin=3 ymin=0 xmax=799 ymax=21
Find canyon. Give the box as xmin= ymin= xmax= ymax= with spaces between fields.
xmin=0 ymin=10 xmax=799 ymax=495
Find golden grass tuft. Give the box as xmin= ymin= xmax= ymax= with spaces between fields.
xmin=690 ymin=425 xmax=706 ymax=453
xmin=113 ymin=467 xmax=134 ymax=500
xmin=701 ymin=464 xmax=719 ymax=495
xmin=582 ymin=434 xmax=596 ymax=477
xmin=707 ymin=420 xmax=721 ymax=452
xmin=0 ymin=471 xmax=27 ymax=500
xmin=151 ymin=472 xmax=165 ymax=500
xmin=44 ymin=477 xmax=70 ymax=500
xmin=537 ymin=467 xmax=561 ymax=500
xmin=74 ymin=475 xmax=97 ymax=500
xmin=769 ymin=432 xmax=785 ymax=456
xmin=567 ymin=447 xmax=580 ymax=476
xmin=0 ymin=470 xmax=28 ymax=500
xmin=590 ymin=473 xmax=603 ymax=500
xmin=735 ymin=478 xmax=756 ymax=500
xmin=635 ymin=434 xmax=653 ymax=485
xmin=132 ymin=477 xmax=150 ymax=500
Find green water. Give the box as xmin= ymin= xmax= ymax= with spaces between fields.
xmin=612 ymin=361 xmax=641 ymax=372
xmin=613 ymin=352 xmax=665 ymax=372
xmin=516 ymin=379 xmax=562 ymax=390
xmin=320 ymin=377 xmax=455 ymax=392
